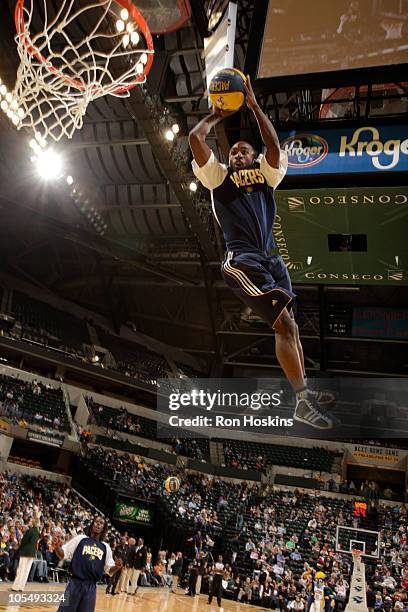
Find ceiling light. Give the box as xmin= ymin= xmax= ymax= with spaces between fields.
xmin=122 ymin=34 xmax=130 ymax=47
xmin=116 ymin=19 xmax=125 ymax=32
xmin=36 ymin=149 xmax=63 ymax=180
xmin=120 ymin=8 xmax=129 ymax=20
xmin=17 ymin=107 xmax=25 ymax=118
xmin=165 ymin=129 xmax=175 ymax=141
xmin=189 ymin=181 xmax=198 ymax=192
xmin=172 ymin=123 xmax=180 ymax=134
xmin=5 ymin=92 xmax=12 ymax=103
xmin=66 ymin=175 xmax=74 ymax=185
xmin=131 ymin=31 xmax=139 ymax=45
xmin=0 ymin=100 xmax=8 ymax=111
xmin=0 ymin=85 xmax=7 ymax=96
xmin=140 ymin=53 xmax=148 ymax=64
xmin=136 ymin=62 xmax=144 ymax=74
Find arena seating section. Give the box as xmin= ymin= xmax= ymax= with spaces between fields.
xmin=96 ymin=328 xmax=170 ymax=383
xmin=10 ymin=291 xmax=90 ymax=356
xmin=0 ymin=374 xmax=69 ymax=432
xmin=222 ymin=439 xmax=338 ymax=472
xmin=87 ymin=397 xmax=210 ymax=460
xmin=0 ymin=288 xmax=202 ymax=385
xmin=76 ymin=444 xmax=408 ymax=608
xmin=1 ymin=443 xmax=407 ymax=607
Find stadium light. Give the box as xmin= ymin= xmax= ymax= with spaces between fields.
xmin=36 ymin=149 xmax=63 ymax=180
xmin=165 ymin=129 xmax=175 ymax=141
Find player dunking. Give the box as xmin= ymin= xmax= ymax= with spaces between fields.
xmin=189 ymin=75 xmax=337 ymax=429
xmin=53 ymin=516 xmax=122 ymax=611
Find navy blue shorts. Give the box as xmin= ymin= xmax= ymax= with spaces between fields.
xmin=221 ymin=251 xmax=296 ymax=328
xmin=58 ymin=578 xmax=97 ymax=612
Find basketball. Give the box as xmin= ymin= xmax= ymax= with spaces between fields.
xmin=209 ymin=68 xmax=246 ymax=112
xmin=164 ymin=476 xmax=180 ymax=493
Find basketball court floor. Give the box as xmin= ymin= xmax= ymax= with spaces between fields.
xmin=0 ymin=584 xmax=264 ymax=611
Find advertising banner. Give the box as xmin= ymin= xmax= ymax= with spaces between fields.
xmin=345 ymin=444 xmax=407 ymax=469
xmin=352 ymin=307 xmax=408 ymax=339
xmin=279 ymin=125 xmax=408 ymax=175
xmin=27 ymin=429 xmax=64 ymax=447
xmin=113 ymin=501 xmax=153 ymax=526
xmin=274 ymin=186 xmax=408 ymax=285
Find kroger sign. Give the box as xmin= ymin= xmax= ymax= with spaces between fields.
xmin=280 ymin=125 xmax=408 ymax=174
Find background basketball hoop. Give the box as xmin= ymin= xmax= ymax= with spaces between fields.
xmin=12 ymin=0 xmax=154 ymax=142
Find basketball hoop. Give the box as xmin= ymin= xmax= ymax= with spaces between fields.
xmin=12 ymin=0 xmax=154 ymax=142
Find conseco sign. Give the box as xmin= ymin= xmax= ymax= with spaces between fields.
xmin=281 ymin=133 xmax=329 ymax=167
xmin=279 ymin=125 xmax=408 ymax=174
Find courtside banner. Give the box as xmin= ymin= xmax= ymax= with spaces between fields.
xmin=156 ymin=377 xmax=408 ymax=440
xmin=279 ymin=125 xmax=408 ymax=174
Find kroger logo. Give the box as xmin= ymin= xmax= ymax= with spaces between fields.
xmin=281 ymin=134 xmax=329 ymax=167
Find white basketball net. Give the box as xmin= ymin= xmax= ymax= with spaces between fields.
xmin=13 ymin=0 xmax=154 ymax=142
xmin=352 ymin=550 xmax=362 ymax=565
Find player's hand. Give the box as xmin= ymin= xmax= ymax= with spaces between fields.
xmin=211 ymin=105 xmax=239 ymax=120
xmin=244 ymin=75 xmax=258 ymax=110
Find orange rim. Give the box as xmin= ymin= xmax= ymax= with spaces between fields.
xmin=14 ymin=0 xmax=154 ymax=95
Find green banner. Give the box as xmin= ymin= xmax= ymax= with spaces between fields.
xmin=274 ymin=186 xmax=408 ymax=285
xmin=113 ymin=502 xmax=153 ymax=525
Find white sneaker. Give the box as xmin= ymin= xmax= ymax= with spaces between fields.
xmin=294 ymin=391 xmax=340 ymax=429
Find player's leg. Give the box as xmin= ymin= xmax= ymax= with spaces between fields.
xmin=77 ymin=583 xmax=97 ymax=612
xmin=57 ymin=579 xmax=81 ymax=612
xmin=273 ymin=309 xmax=306 ymax=391
xmin=294 ymin=318 xmax=306 ymax=378
xmin=223 ymin=253 xmax=338 ymax=429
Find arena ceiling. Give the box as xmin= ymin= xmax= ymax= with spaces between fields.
xmin=0 ymin=0 xmax=407 ymax=376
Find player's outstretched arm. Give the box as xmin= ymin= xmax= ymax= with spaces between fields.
xmin=189 ymin=107 xmax=237 ymax=167
xmin=244 ymin=75 xmax=281 ymax=169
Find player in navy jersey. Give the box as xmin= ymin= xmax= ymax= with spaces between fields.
xmin=189 ymin=75 xmax=337 ymax=429
xmin=53 ymin=516 xmax=122 ymax=611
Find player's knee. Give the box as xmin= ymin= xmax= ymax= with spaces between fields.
xmin=274 ymin=309 xmax=296 ymax=338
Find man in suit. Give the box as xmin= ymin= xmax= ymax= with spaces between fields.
xmin=128 ymin=538 xmax=147 ymax=596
